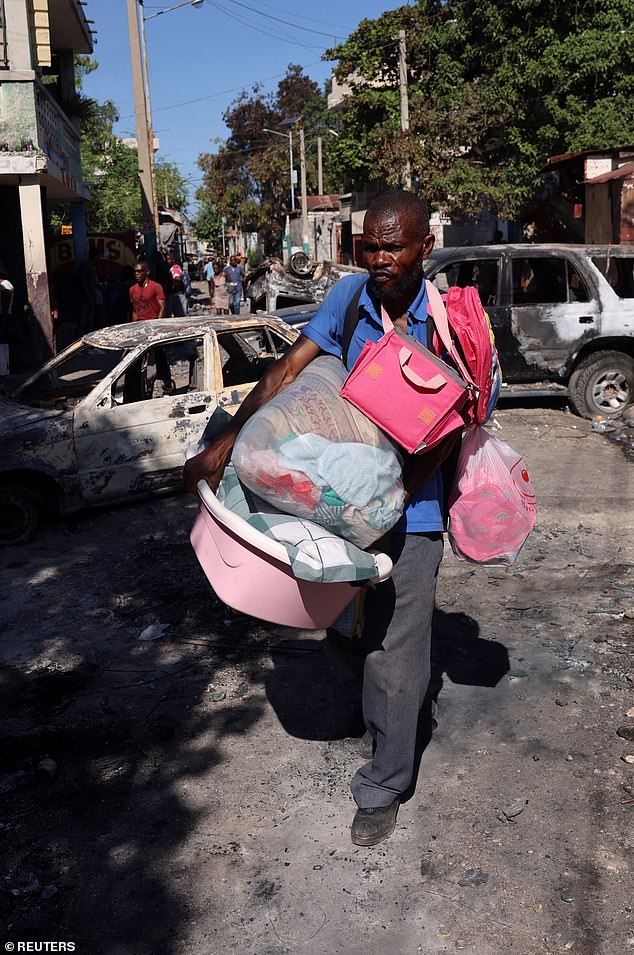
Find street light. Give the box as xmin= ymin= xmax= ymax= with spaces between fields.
xmin=263 ymin=123 xmax=298 ymax=212
xmin=126 ymin=0 xmax=203 ymax=255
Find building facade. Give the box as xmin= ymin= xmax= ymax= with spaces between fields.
xmin=0 ymin=0 xmax=93 ymax=362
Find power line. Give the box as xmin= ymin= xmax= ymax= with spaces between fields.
xmin=220 ymin=0 xmax=345 ymax=40
xmin=203 ymin=0 xmax=327 ymax=52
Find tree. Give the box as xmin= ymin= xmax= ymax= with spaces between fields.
xmin=52 ymin=57 xmax=189 ymax=233
xmin=197 ymin=65 xmax=335 ymax=253
xmin=324 ymin=0 xmax=634 ymax=221
xmin=155 ymin=160 xmax=188 ymax=212
xmin=193 ymin=198 xmax=223 ymax=246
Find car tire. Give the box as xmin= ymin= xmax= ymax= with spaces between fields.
xmin=0 ymin=485 xmax=40 ymax=546
xmin=568 ymin=351 xmax=634 ymax=419
xmin=288 ymin=251 xmax=314 ymax=279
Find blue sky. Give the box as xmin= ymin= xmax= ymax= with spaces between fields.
xmin=83 ymin=0 xmax=403 ymax=210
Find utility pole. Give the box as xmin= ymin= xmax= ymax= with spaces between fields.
xmin=289 ymin=128 xmax=295 ymax=211
xmin=317 ymin=135 xmax=323 ymax=195
xmin=299 ymin=126 xmax=309 ymax=254
xmin=398 ymin=28 xmax=412 ymax=190
xmin=126 ymin=0 xmax=157 ymax=256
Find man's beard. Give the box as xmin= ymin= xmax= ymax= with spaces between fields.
xmin=368 ymin=262 xmax=424 ymax=303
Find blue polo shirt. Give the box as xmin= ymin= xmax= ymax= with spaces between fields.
xmin=302 ymin=274 xmax=444 ymax=533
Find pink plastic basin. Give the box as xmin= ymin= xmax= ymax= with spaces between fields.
xmin=191 ymin=481 xmax=392 ymax=630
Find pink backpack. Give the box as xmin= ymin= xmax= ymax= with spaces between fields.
xmin=426 ymin=282 xmax=501 ymax=426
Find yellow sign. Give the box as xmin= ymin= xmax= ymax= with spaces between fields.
xmin=61 ymin=225 xmax=73 ymax=235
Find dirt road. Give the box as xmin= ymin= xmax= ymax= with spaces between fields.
xmin=1 ymin=405 xmax=633 ymax=955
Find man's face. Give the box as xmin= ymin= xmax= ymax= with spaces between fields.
xmin=229 ymin=256 xmax=236 ymax=267
xmin=362 ymin=211 xmax=434 ymax=303
xmin=167 ymin=253 xmax=175 ymax=266
xmin=134 ymin=265 xmax=148 ymax=285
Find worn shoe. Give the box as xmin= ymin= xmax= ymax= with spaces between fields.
xmin=351 ymin=799 xmax=399 ymax=846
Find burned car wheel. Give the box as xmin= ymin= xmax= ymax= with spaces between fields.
xmin=0 ymin=485 xmax=40 ymax=546
xmin=288 ymin=251 xmax=314 ymax=279
xmin=568 ymin=351 xmax=634 ymax=419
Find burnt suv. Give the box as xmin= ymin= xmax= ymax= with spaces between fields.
xmin=424 ymin=244 xmax=634 ymax=418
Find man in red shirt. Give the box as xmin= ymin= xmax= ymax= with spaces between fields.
xmin=129 ymin=262 xmax=166 ymax=321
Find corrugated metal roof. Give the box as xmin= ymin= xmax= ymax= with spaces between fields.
xmin=586 ymin=161 xmax=634 ymax=184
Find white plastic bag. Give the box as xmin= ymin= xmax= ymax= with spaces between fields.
xmin=232 ymin=356 xmax=404 ymax=548
xmin=448 ymin=426 xmax=537 ymax=566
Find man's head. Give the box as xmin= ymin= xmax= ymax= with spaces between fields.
xmin=362 ymin=190 xmax=434 ymax=303
xmin=229 ymin=255 xmax=237 ymax=267
xmin=134 ymin=262 xmax=149 ymax=285
xmin=166 ymin=251 xmax=176 ymax=266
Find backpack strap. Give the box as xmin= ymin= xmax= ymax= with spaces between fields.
xmin=341 ymin=283 xmax=365 ymax=368
xmin=425 ymin=280 xmax=474 ymax=386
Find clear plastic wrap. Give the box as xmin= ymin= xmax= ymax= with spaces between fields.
xmin=448 ymin=426 xmax=537 ymax=565
xmin=232 ymin=356 xmax=404 ymax=548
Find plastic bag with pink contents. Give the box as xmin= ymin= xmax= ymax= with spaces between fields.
xmin=448 ymin=426 xmax=537 ymax=566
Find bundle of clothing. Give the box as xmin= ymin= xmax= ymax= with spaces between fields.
xmin=232 ymin=356 xmax=405 ymax=548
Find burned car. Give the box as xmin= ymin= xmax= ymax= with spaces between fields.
xmin=425 ymin=244 xmax=634 ymax=418
xmin=0 ymin=315 xmax=298 ymax=544
xmin=246 ymin=253 xmax=367 ymax=313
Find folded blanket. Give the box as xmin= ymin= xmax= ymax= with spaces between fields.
xmin=278 ymin=434 xmax=401 ymax=509
xmin=217 ymin=464 xmax=380 ymax=584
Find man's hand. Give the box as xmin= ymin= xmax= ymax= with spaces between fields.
xmin=183 ymin=334 xmax=321 ymax=498
xmin=184 ymin=427 xmax=237 ymax=495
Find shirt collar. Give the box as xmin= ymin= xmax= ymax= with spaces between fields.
xmin=358 ymin=278 xmax=429 ymax=328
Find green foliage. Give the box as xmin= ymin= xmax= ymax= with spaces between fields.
xmin=155 ymin=160 xmax=188 ymax=211
xmin=193 ymin=199 xmax=223 ymax=244
xmin=70 ymin=58 xmax=188 ymax=233
xmin=197 ymin=65 xmax=336 ymax=253
xmin=74 ymin=55 xmax=99 ymax=90
xmin=324 ymin=0 xmax=634 ymax=220
xmin=85 ymin=140 xmax=143 ymax=232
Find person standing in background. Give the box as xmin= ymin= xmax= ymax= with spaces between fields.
xmin=210 ymin=260 xmax=230 ymax=315
xmin=129 ymin=262 xmax=166 ymax=321
xmin=223 ymin=255 xmax=245 ymax=315
xmin=166 ymin=250 xmax=188 ymax=317
xmin=204 ymin=257 xmax=215 ymax=307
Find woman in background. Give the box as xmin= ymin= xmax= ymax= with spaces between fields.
xmin=210 ymin=260 xmax=230 ymax=316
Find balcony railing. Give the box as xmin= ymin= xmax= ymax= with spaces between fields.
xmin=35 ymin=78 xmax=82 ymax=181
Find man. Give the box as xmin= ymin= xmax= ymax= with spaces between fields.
xmin=129 ymin=261 xmax=166 ymax=321
xmin=223 ymin=254 xmax=245 ymax=315
xmin=166 ymin=251 xmax=188 ymax=317
xmin=204 ymin=256 xmax=215 ymax=305
xmin=184 ymin=190 xmax=457 ymax=847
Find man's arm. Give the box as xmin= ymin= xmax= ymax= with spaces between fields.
xmin=184 ymin=334 xmax=321 ymax=494
xmin=157 ymin=293 xmax=166 ymax=319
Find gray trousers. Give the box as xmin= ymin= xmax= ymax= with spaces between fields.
xmin=351 ymin=531 xmax=444 ymax=809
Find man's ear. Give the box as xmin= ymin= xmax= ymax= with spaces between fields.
xmin=422 ymin=234 xmax=435 ymax=259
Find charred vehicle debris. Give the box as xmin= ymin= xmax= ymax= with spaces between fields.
xmin=0 ymin=316 xmax=298 ymax=545
xmin=424 ymin=244 xmax=634 ymax=418
xmin=245 ymin=252 xmax=367 ymax=314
